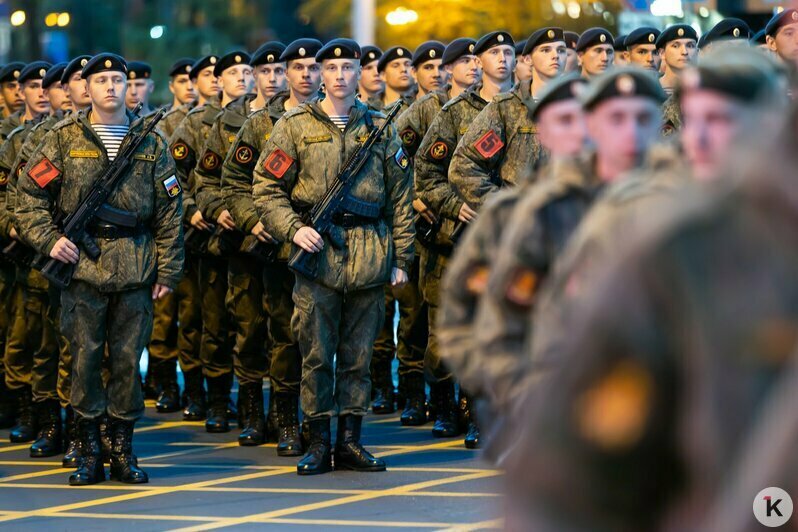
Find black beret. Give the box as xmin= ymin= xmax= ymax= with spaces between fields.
xmin=43 ymin=62 xmax=67 ymax=88
xmin=412 ymin=41 xmax=445 ymax=66
xmin=576 ymin=28 xmax=614 ymax=52
xmin=280 ymin=39 xmax=323 ymax=63
xmin=515 ymin=40 xmax=527 ymax=56
xmin=765 ymin=8 xmax=798 ymax=37
xmin=81 ymin=53 xmax=127 ymax=79
xmin=168 ymin=58 xmax=194 ymax=77
xmin=213 ymin=51 xmax=250 ymax=77
xmin=251 ymin=42 xmax=287 ymax=66
xmin=624 ymin=27 xmax=660 ymax=49
xmin=530 ymin=73 xmax=587 ymax=121
xmin=613 ymin=34 xmax=628 ymax=52
xmin=442 ymin=38 xmax=476 ymax=65
xmin=360 ymin=46 xmax=383 ymax=66
xmin=751 ymin=29 xmax=767 ymax=45
xmin=0 ymin=62 xmax=25 ymax=83
xmin=523 ymin=27 xmax=565 ymax=55
xmin=18 ymin=61 xmax=52 ymax=84
xmin=656 ymin=24 xmax=698 ymax=47
xmin=316 ymin=38 xmax=361 ymax=62
xmin=190 ymin=55 xmax=218 ymax=79
xmin=126 ymin=61 xmax=152 ymax=80
xmin=702 ymin=18 xmax=751 ymax=47
xmin=473 ymin=31 xmax=514 ymax=55
xmin=580 ymin=67 xmax=666 ymax=110
xmin=678 ymin=47 xmax=780 ymax=103
xmin=698 ymin=33 xmax=708 ymax=49
xmin=61 ymin=56 xmax=91 ymax=84
xmin=377 ymin=46 xmax=412 ymax=72
xmin=564 ymin=31 xmax=580 ymax=50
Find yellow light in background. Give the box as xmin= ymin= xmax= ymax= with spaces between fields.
xmin=45 ymin=13 xmax=58 ymax=27
xmin=386 ymin=7 xmax=418 ymax=26
xmin=566 ymin=1 xmax=581 ymax=18
xmin=57 ymin=12 xmax=70 ymax=26
xmin=10 ymin=10 xmax=26 ymax=26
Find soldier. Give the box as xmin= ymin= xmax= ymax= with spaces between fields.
xmin=514 ymin=39 xmax=532 ymax=83
xmin=577 ymin=28 xmax=614 ymax=79
xmin=765 ymin=8 xmax=798 ymax=69
xmin=657 ymin=24 xmax=698 ymax=96
xmin=44 ymin=63 xmax=70 ymax=114
xmin=0 ymin=62 xmax=26 ymax=139
xmin=563 ymin=31 xmax=580 ymax=73
xmin=16 ymin=53 xmax=183 ymax=486
xmin=700 ymin=18 xmax=752 ymax=52
xmin=250 ymin=42 xmax=287 ymax=104
xmin=358 ymin=46 xmax=384 ymax=108
xmin=520 ymin=27 xmax=567 ymax=98
xmin=62 ymin=56 xmax=92 ymax=114
xmin=376 ymin=46 xmax=415 ymax=111
xmin=252 ymin=38 xmax=414 ymax=475
xmin=624 ymin=27 xmax=660 ymax=72
xmin=124 ymin=61 xmax=154 ymax=115
xmin=221 ymin=39 xmax=315 ymax=456
xmin=613 ymin=34 xmax=629 ymax=66
xmin=159 ymin=59 xmax=197 ymax=138
xmin=411 ymin=41 xmax=448 ymax=98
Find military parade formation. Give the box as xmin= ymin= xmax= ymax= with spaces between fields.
xmin=0 ymin=7 xmax=797 ymax=527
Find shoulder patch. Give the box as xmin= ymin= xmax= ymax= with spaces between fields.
xmin=428 ymin=140 xmax=449 ymax=161
xmin=394 ymin=147 xmax=409 ymax=170
xmin=0 ymin=169 xmax=8 ymax=186
xmin=15 ymin=159 xmax=27 ymax=178
xmin=465 ymin=264 xmax=489 ymax=295
xmin=233 ymin=142 xmax=257 ymax=166
xmin=263 ymin=148 xmax=294 ymax=179
xmin=172 ymin=141 xmax=189 ymax=161
xmin=399 ymin=127 xmax=418 ymax=147
xmin=200 ymin=149 xmax=222 ymax=171
xmin=504 ymin=267 xmax=539 ymax=309
xmin=27 ymin=157 xmax=61 ymax=189
xmin=474 ymin=130 xmax=504 ymax=159
xmin=162 ymin=175 xmax=182 ymax=198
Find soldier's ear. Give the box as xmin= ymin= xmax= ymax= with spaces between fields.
xmin=766 ymin=35 xmax=778 ymax=52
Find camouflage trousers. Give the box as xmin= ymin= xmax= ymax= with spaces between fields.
xmin=198 ymin=256 xmax=235 ymax=379
xmin=293 ymin=276 xmax=384 ymax=419
xmin=263 ymin=262 xmax=301 ymax=395
xmin=61 ymin=281 xmax=151 ymax=421
xmin=419 ymin=247 xmax=452 ymax=384
xmin=0 ymin=263 xmax=14 ymax=388
xmin=226 ymin=256 xmax=268 ymax=385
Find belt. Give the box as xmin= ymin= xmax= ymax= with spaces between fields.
xmin=87 ymin=222 xmax=147 ymax=240
xmin=331 ymin=212 xmax=378 ymax=228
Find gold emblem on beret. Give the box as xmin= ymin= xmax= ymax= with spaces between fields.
xmin=497 ymin=34 xmax=505 ymax=43
xmin=469 ymin=44 xmax=475 ymax=52
xmin=733 ymin=27 xmax=740 ymax=38
xmin=185 ymin=65 xmax=191 ymax=73
xmin=12 ymin=70 xmax=19 ymax=79
xmin=81 ymin=58 xmax=88 ymax=67
xmin=429 ymin=49 xmax=436 ymax=58
xmin=548 ymin=29 xmax=555 ymax=39
xmin=235 ymin=55 xmax=241 ymax=63
xmin=210 ymin=56 xmax=217 ymax=64
xmin=648 ymin=33 xmax=655 ymax=43
xmin=677 ymin=28 xmax=685 ymax=37
xmin=369 ymin=52 xmax=375 ymax=59
xmin=334 ymin=47 xmax=342 ymax=57
xmin=299 ymin=47 xmax=306 ymax=57
xmin=599 ymin=33 xmax=607 ymax=43
xmin=616 ymin=74 xmax=635 ymax=95
xmin=397 ymin=48 xmax=404 ymax=56
xmin=129 ymin=71 xmax=136 ymax=79
xmin=267 ymin=54 xmax=274 ymax=62
xmin=104 ymin=60 xmax=112 ymax=68
xmin=39 ymin=68 xmax=46 ymax=77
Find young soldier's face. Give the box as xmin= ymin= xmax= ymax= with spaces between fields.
xmin=662 ymin=39 xmax=697 ymax=71
xmin=768 ymin=23 xmax=798 ymax=65
xmin=359 ymin=61 xmax=384 ymax=94
xmin=412 ymin=59 xmax=445 ymax=93
xmin=125 ymin=78 xmax=153 ymax=110
xmin=629 ymin=44 xmax=659 ymax=71
xmin=515 ymin=54 xmax=533 ymax=81
xmin=169 ymin=73 xmax=196 ymax=105
xmin=322 ymin=58 xmax=359 ymax=99
xmin=564 ymin=48 xmax=579 ymax=72
xmin=381 ymin=58 xmax=412 ymax=91
xmin=22 ymin=79 xmax=50 ymax=115
xmin=219 ymin=64 xmax=253 ymax=100
xmin=87 ymin=71 xmax=127 ymax=114
xmin=447 ymin=55 xmax=481 ymax=87
xmin=579 ymin=44 xmax=614 ymax=76
xmin=477 ymin=45 xmax=515 ymax=83
xmin=66 ymin=72 xmax=91 ymax=108
xmin=587 ymin=97 xmax=662 ymax=176
xmin=614 ymin=50 xmax=629 ymax=66
xmin=45 ymin=84 xmax=70 ymax=112
xmin=286 ymin=59 xmax=321 ymax=98
xmin=536 ymin=99 xmax=586 ymax=158
xmin=254 ymin=63 xmax=287 ymax=99
xmin=193 ymin=66 xmax=219 ymax=99
xmin=529 ymin=41 xmax=567 ymax=79
xmin=1 ymin=81 xmax=23 ymax=112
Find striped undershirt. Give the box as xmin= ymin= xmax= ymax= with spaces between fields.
xmin=91 ymin=124 xmax=130 ymax=161
xmin=329 ymin=115 xmax=348 ymax=132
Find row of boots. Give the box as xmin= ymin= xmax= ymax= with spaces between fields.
xmin=298 ymin=415 xmax=385 ymax=475
xmin=370 ymin=374 xmax=428 ymax=427
xmin=69 ymin=416 xmax=147 ymax=485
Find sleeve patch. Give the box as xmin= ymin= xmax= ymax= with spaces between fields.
xmin=394 ymin=147 xmax=409 ymax=170
xmin=399 ymin=127 xmax=418 ymax=147
xmin=505 ymin=267 xmax=539 ymax=308
xmin=0 ymin=169 xmax=8 ymax=186
xmin=163 ymin=175 xmax=182 ymax=198
xmin=233 ymin=142 xmax=256 ymax=166
xmin=474 ymin=130 xmax=504 ymax=159
xmin=263 ymin=148 xmax=294 ymax=179
xmin=27 ymin=157 xmax=61 ymax=189
xmin=171 ymin=141 xmax=189 ymax=160
xmin=428 ymin=140 xmax=449 ymax=161
xmin=15 ymin=159 xmax=27 ymax=178
xmin=200 ymin=150 xmax=222 ymax=171
xmin=465 ymin=264 xmax=489 ymax=295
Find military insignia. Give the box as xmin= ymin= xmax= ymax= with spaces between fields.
xmin=200 ymin=150 xmax=221 ymax=171
xmin=505 ymin=267 xmax=539 ymax=308
xmin=661 ymin=123 xmax=675 ymax=136
xmin=474 ymin=130 xmax=504 ymax=159
xmin=394 ymin=147 xmax=409 ymax=170
xmin=235 ymin=55 xmax=242 ymax=63
xmin=648 ymin=33 xmax=655 ymax=43
xmin=16 ymin=160 xmax=27 ymax=177
xmin=429 ymin=50 xmax=436 ymax=58
xmin=162 ymin=175 xmax=182 ymax=198
xmin=80 ymin=58 xmax=88 ymax=67
xmin=104 ymin=59 xmax=112 ymax=69
xmin=547 ymin=29 xmax=555 ymax=39
xmin=171 ymin=141 xmax=189 ymax=161
xmin=677 ymin=28 xmax=685 ymax=37
xmin=733 ymin=28 xmax=740 ymax=38
xmin=299 ymin=47 xmax=306 ymax=57
xmin=129 ymin=71 xmax=137 ymax=79
xmin=465 ymin=264 xmax=489 ymax=295
xmin=133 ymin=153 xmax=156 ymax=162
xmin=468 ymin=44 xmax=475 ymax=53
xmin=368 ymin=52 xmax=375 ymax=60
xmin=497 ymin=34 xmax=505 ymax=43
xmin=428 ymin=141 xmax=449 ymax=160
xmin=39 ymin=68 xmax=46 ymax=77
xmin=616 ymin=74 xmax=635 ymax=95
xmin=267 ymin=54 xmax=275 ymax=63
xmin=334 ymin=47 xmax=342 ymax=57
xmin=399 ymin=128 xmax=418 ymax=147
xmin=13 ymin=70 xmax=19 ymax=79
xmin=263 ymin=148 xmax=294 ymax=179
xmin=28 ymin=157 xmax=61 ymax=189
xmin=304 ymin=135 xmax=332 ymax=144
xmin=397 ymin=48 xmax=404 ymax=56
xmin=0 ymin=169 xmax=8 ymax=186
xmin=234 ymin=144 xmax=254 ymax=165
xmin=69 ymin=149 xmax=100 ymax=158
xmin=517 ymin=126 xmax=536 ymax=134
xmin=210 ymin=56 xmax=217 ymax=64
xmin=599 ymin=34 xmax=607 ymax=43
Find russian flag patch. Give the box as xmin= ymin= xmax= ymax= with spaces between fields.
xmin=163 ymin=175 xmax=181 ymax=198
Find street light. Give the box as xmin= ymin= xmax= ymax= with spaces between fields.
xmin=57 ymin=13 xmax=70 ymax=27
xmin=385 ymin=7 xmax=418 ymax=26
xmin=150 ymin=25 xmax=165 ymax=39
xmin=10 ymin=10 xmax=26 ymax=26
xmin=45 ymin=13 xmax=59 ymax=27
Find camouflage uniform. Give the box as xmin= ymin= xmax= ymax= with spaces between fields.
xmin=0 ymin=110 xmax=23 ymax=141
xmin=252 ymin=99 xmax=415 ymax=420
xmin=661 ymin=95 xmax=681 ymax=136
xmin=159 ymin=102 xmax=194 ymax=139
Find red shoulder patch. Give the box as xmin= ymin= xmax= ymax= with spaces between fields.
xmin=27 ymin=157 xmax=61 ymax=189
xmin=263 ymin=148 xmax=294 ymax=179
xmin=474 ymin=130 xmax=504 ymax=159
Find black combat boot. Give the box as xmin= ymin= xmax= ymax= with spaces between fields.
xmin=400 ymin=374 xmax=427 ymax=426
xmin=108 ymin=418 xmax=148 ymax=484
xmin=460 ymin=393 xmax=480 ymax=449
xmin=296 ymin=418 xmax=332 ymax=475
xmin=275 ymin=393 xmax=303 ymax=456
xmin=69 ymin=416 xmax=105 ymax=486
xmin=181 ymin=368 xmax=206 ymax=421
xmin=0 ymin=378 xmax=16 ymax=428
xmin=10 ymin=385 xmax=38 ymax=442
xmin=155 ymin=360 xmax=181 ymax=413
xmin=205 ymin=375 xmax=231 ymax=433
xmin=333 ymin=414 xmax=386 ymax=472
xmin=264 ymin=390 xmax=278 ymax=443
xmin=30 ymin=400 xmax=62 ymax=457
xmin=62 ymin=406 xmax=79 ymax=468
xmin=431 ymin=380 xmax=459 ymax=438
xmin=98 ymin=414 xmax=112 ymax=462
xmin=370 ymin=364 xmax=395 ymax=415
xmin=237 ymin=382 xmax=265 ymax=446
xmin=142 ymin=369 xmax=159 ymax=400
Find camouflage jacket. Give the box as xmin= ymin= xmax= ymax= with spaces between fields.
xmin=221 ymin=90 xmax=289 ymax=234
xmin=159 ymin=101 xmax=195 ymax=140
xmin=194 ymin=93 xmax=256 ymax=222
xmin=661 ymin=95 xmax=681 ymax=136
xmin=0 ymin=117 xmax=42 ymax=239
xmin=448 ymin=79 xmax=542 ymax=209
xmin=366 ymin=93 xmax=414 ymax=114
xmin=170 ymin=95 xmax=222 ymax=221
xmin=252 ymin=99 xmax=415 ymax=290
xmin=394 ymin=86 xmax=450 ymax=157
xmin=16 ymin=109 xmax=184 ymax=291
xmin=0 ymin=110 xmax=23 ymax=141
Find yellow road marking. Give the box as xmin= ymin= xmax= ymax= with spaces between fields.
xmin=368 ymin=416 xmax=402 ymax=424
xmin=0 ymin=468 xmax=67 ymax=483
xmin=135 ymin=421 xmax=204 ymax=433
xmin=439 ymin=517 xmax=504 ymax=531
xmin=0 ymin=445 xmax=32 ymax=454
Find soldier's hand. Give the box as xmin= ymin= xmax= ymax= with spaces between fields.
xmin=152 ymin=283 xmax=173 ymax=300
xmin=458 ymin=203 xmax=477 ymax=223
xmin=217 ymin=209 xmax=236 ymax=231
xmin=413 ymin=198 xmax=438 ymax=224
xmin=190 ymin=211 xmax=212 ymax=231
xmin=293 ymin=226 xmax=324 ymax=253
xmin=391 ymin=267 xmax=409 ymax=287
xmin=9 ymin=227 xmax=18 ymax=240
xmin=50 ymin=236 xmax=79 ymax=264
xmin=251 ymin=221 xmax=277 ymax=244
